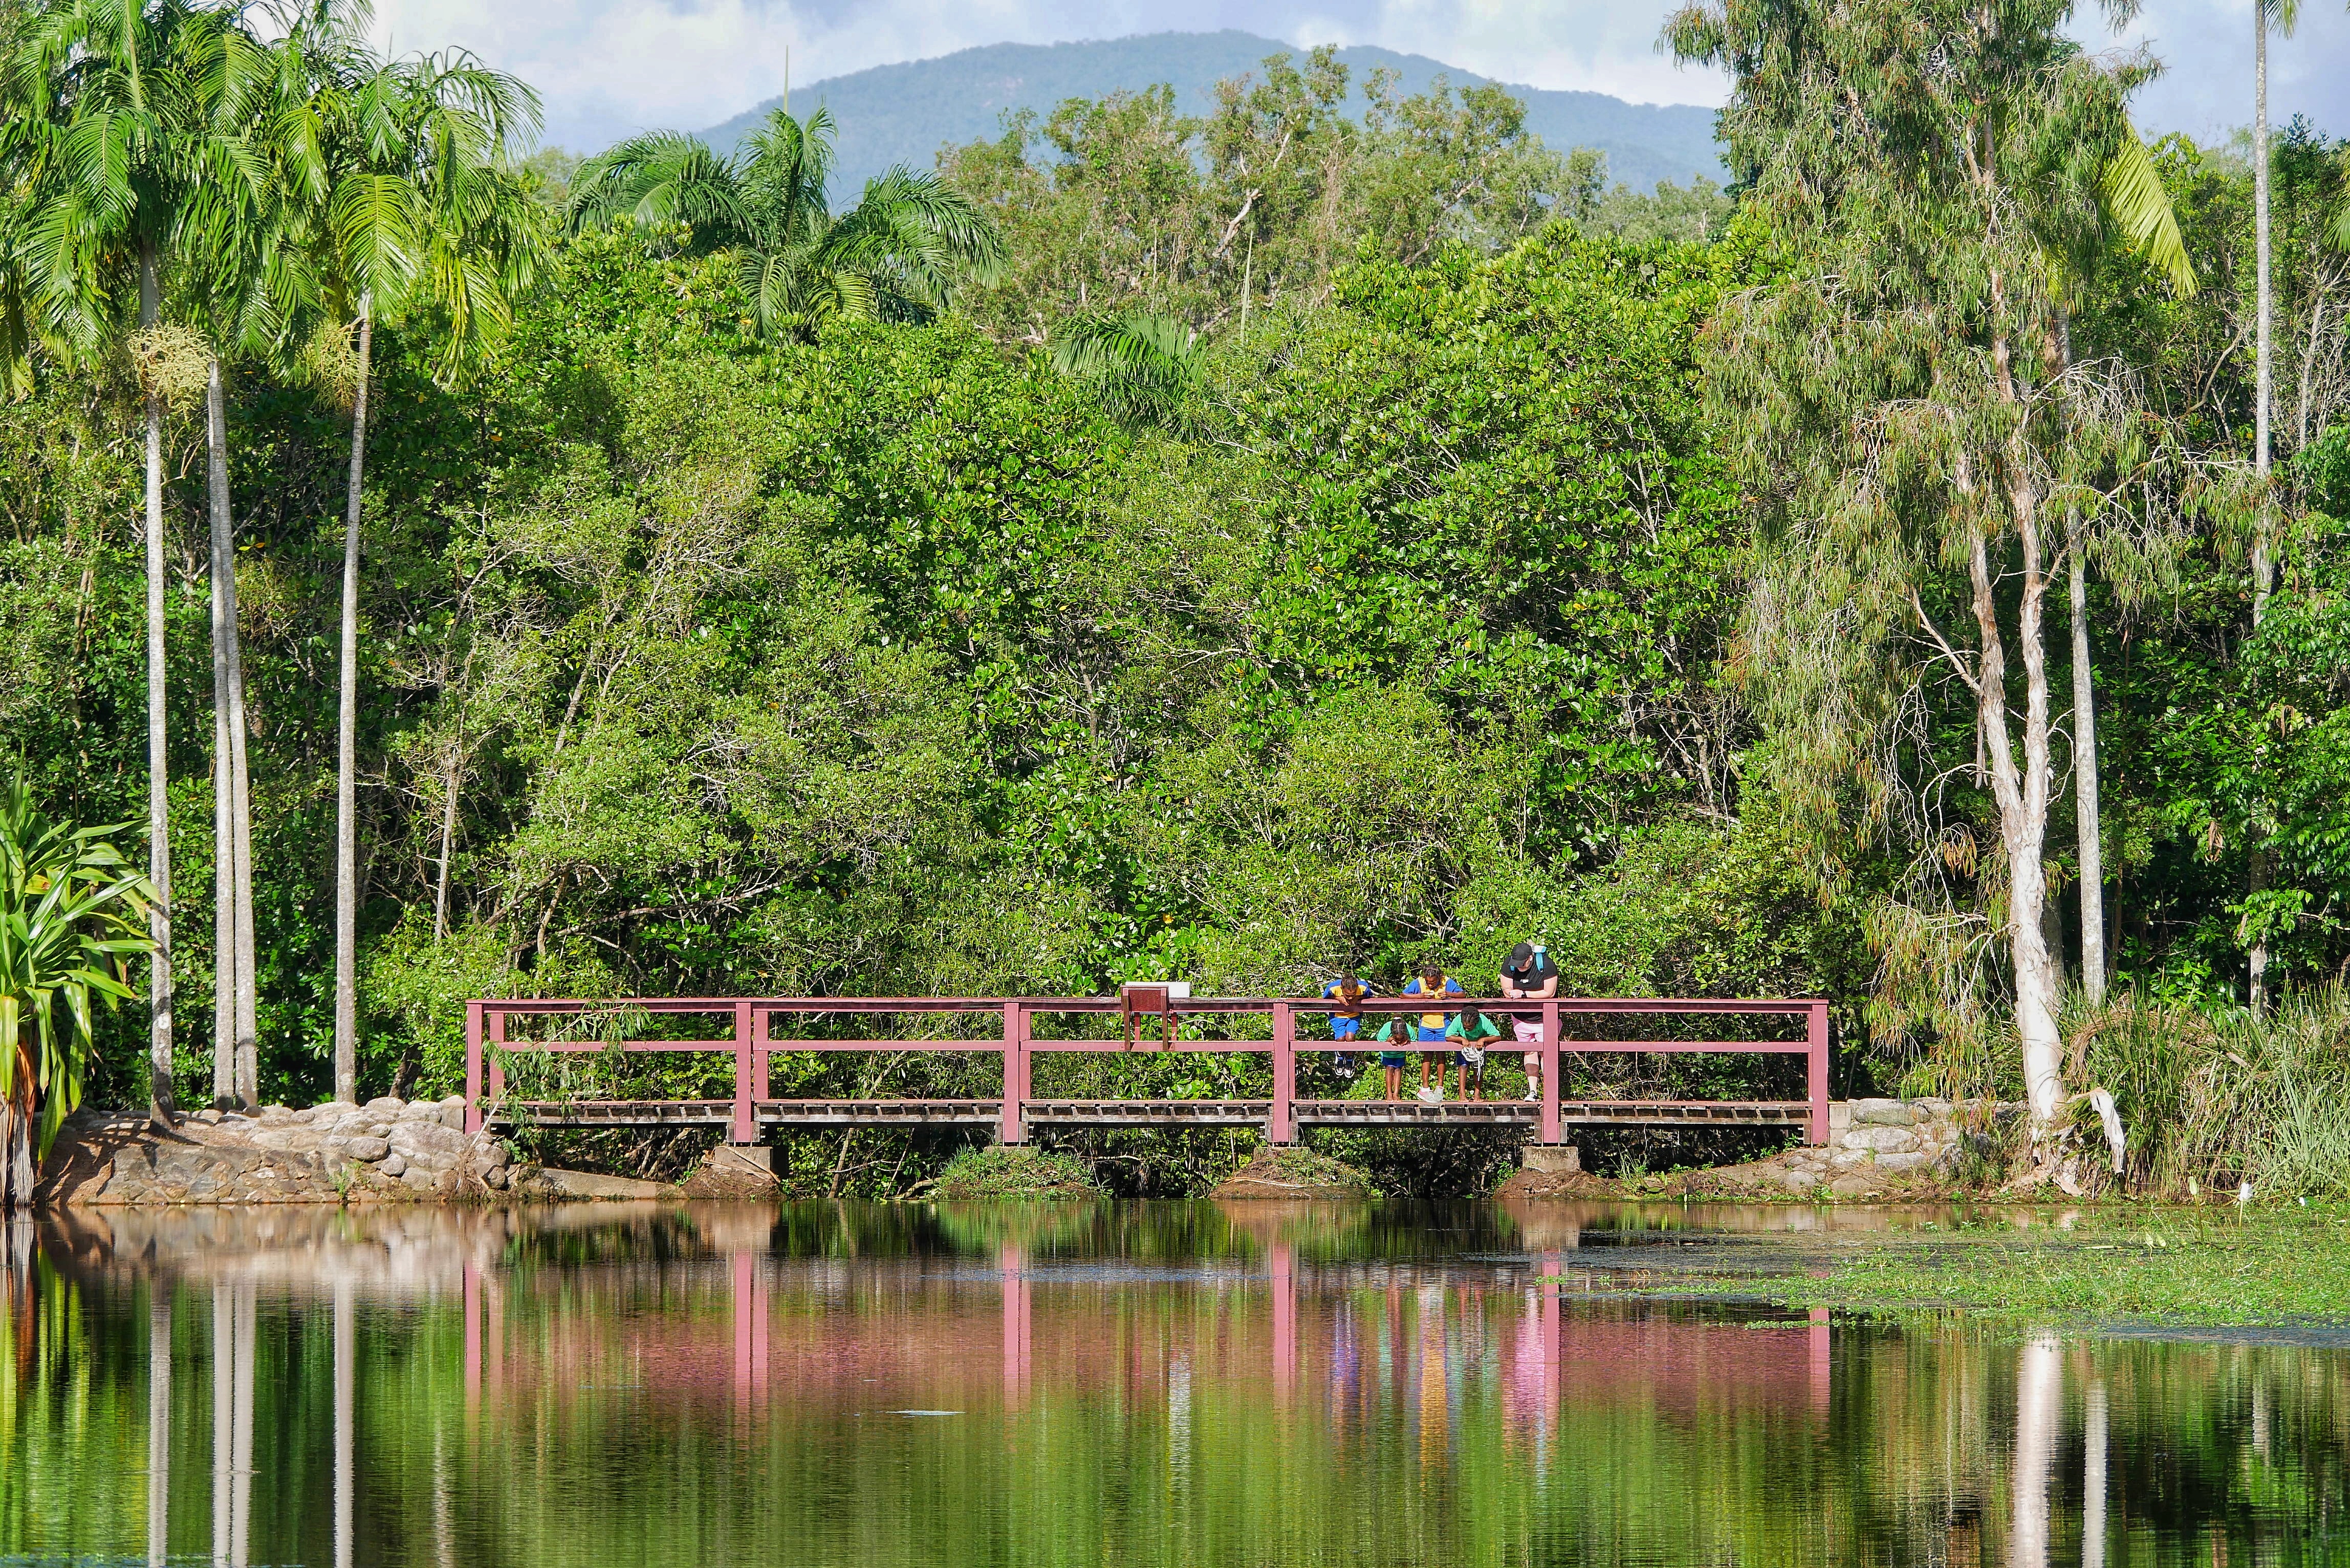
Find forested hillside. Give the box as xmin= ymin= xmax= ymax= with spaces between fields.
xmin=5 ymin=4 xmax=2349 ymax=1195
xmin=695 ymin=32 xmax=1728 ymax=195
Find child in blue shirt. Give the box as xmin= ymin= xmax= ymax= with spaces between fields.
xmin=1323 ymin=974 xmax=1374 ymax=1081
xmin=1402 ymin=963 xmax=1463 ymax=1101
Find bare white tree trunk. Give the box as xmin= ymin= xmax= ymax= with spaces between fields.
xmin=2070 ymin=524 xmax=2106 ymax=1003
xmin=206 ymin=360 xmax=258 ymax=1107
xmin=333 ymin=307 xmax=374 ymax=1104
xmin=1971 ymin=507 xmax=2064 ymax=1134
xmin=2010 ymin=1335 xmax=2062 ymax=1568
xmin=140 ymin=249 xmax=176 ymax=1126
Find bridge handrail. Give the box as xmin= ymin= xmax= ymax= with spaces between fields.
xmin=464 ymin=995 xmax=1832 ymax=1148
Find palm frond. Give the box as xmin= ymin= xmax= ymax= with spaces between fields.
xmin=565 ymin=130 xmax=752 ymax=248
xmin=1047 ymin=311 xmax=1201 ymax=429
xmin=2098 ymin=126 xmax=2196 ymax=297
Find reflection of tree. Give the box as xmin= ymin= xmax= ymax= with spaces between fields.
xmin=2010 ymin=1335 xmax=2062 ymax=1568
xmin=13 ymin=1226 xmax=2350 ymax=1565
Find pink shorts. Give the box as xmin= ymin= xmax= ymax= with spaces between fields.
xmin=1511 ymin=1017 xmax=1544 ymax=1044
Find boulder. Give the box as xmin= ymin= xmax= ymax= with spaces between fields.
xmin=388 ymin=1120 xmax=471 ymax=1173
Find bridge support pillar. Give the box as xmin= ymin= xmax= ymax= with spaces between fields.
xmin=706 ymin=1143 xmax=775 ymax=1179
xmin=1521 ymin=1144 xmax=1581 ymax=1175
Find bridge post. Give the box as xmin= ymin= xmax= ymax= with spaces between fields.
xmin=1000 ymin=1002 xmax=1027 ymax=1145
xmin=487 ymin=1007 xmax=505 ymax=1107
xmin=464 ymin=1001 xmax=484 ymax=1134
xmin=1807 ymin=1001 xmax=1830 ymax=1145
xmin=1540 ymin=1000 xmax=1562 ymax=1145
xmin=753 ymin=1004 xmax=770 ymax=1101
xmin=731 ymin=1000 xmax=756 ymax=1144
xmin=1271 ymin=1001 xmax=1295 ymax=1145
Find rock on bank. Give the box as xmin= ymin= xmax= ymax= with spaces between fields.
xmin=38 ymin=1099 xmax=514 ymax=1206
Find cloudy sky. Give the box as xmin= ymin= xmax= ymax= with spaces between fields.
xmin=368 ymin=0 xmax=2350 ymax=157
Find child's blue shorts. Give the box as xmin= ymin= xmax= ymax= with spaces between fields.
xmin=1331 ymin=1018 xmax=1361 ymax=1039
xmin=1418 ymin=1026 xmax=1447 ymax=1043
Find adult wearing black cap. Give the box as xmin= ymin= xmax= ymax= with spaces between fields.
xmin=1499 ymin=941 xmax=1559 ymax=1102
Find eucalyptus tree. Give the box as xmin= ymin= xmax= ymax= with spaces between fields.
xmin=1669 ymin=0 xmax=2174 ymax=1148
xmin=565 ymin=105 xmax=1005 ymax=339
xmin=272 ymin=1 xmax=543 ymax=1102
xmin=1 ymin=0 xmax=253 ymax=1120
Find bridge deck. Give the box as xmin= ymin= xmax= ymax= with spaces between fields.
xmin=490 ymin=1098 xmax=1812 ymax=1130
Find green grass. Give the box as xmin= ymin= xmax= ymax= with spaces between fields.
xmin=1743 ymin=1205 xmax=2350 ymax=1326
xmin=930 ymin=1144 xmax=1105 ymax=1200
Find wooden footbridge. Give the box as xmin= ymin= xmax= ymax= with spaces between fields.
xmin=463 ymin=995 xmax=1830 ymax=1148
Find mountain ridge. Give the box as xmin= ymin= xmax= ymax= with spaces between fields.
xmin=692 ymin=31 xmax=1725 ymax=198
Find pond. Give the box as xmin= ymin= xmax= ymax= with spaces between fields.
xmin=2 ymin=1200 xmax=2340 ymax=1566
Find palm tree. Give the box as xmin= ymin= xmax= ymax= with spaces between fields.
xmin=2 ymin=0 xmax=245 ymax=1123
xmin=182 ymin=12 xmax=290 ymax=1110
xmin=565 ymin=106 xmax=1005 ymax=339
xmin=273 ymin=6 xmax=543 ymax=1102
xmin=0 ymin=775 xmax=157 ymax=1208
xmin=2060 ymin=125 xmax=2199 ymax=1004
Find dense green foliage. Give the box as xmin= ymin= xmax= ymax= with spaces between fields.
xmin=6 ymin=15 xmax=2350 ymax=1192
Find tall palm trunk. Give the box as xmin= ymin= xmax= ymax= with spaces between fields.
xmin=207 ymin=366 xmax=235 ymax=1108
xmin=2250 ymin=0 xmax=2276 ymax=1017
xmin=2254 ymin=8 xmax=2274 ymax=610
xmin=332 ymin=306 xmax=373 ymax=1104
xmin=204 ymin=360 xmax=259 ymax=1107
xmin=140 ymin=248 xmax=175 ymax=1125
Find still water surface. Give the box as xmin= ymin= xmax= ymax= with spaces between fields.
xmin=2 ymin=1200 xmax=2342 ymax=1565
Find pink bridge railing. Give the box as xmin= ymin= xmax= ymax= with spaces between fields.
xmin=463 ymin=995 xmax=1832 ymax=1148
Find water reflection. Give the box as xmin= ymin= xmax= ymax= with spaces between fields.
xmin=2 ymin=1201 xmax=2342 ymax=1567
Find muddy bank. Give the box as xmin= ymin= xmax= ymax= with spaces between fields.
xmin=1210 ymin=1147 xmax=1376 ymax=1199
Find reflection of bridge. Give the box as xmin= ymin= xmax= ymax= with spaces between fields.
xmin=450 ymin=1234 xmax=1837 ymax=1425
xmin=463 ymin=995 xmax=1831 ymax=1148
